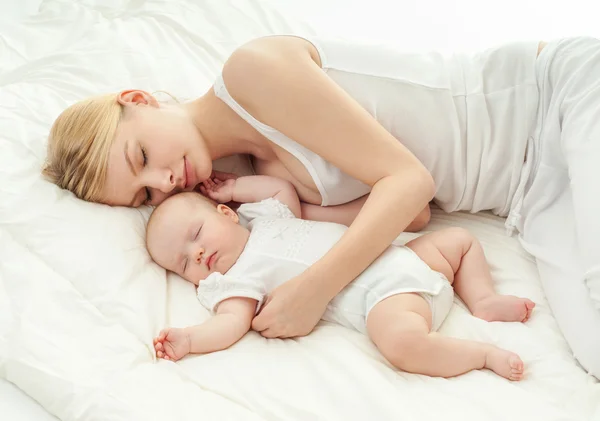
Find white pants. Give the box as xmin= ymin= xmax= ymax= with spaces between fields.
xmin=516 ymin=37 xmax=600 ymax=378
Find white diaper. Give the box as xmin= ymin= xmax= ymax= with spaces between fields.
xmin=322 ymin=246 xmax=454 ymax=334
xmin=417 ymin=281 xmax=455 ymax=331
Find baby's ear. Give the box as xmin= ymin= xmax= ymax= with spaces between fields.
xmin=217 ymin=204 xmax=239 ymax=224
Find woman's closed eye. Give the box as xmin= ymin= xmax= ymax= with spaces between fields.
xmin=143 ymin=187 xmax=152 ymax=205
xmin=141 ymin=146 xmax=148 ymax=166
xmin=140 ymin=145 xmax=151 ymax=204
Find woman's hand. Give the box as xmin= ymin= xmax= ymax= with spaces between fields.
xmin=251 ymin=275 xmax=330 ymax=338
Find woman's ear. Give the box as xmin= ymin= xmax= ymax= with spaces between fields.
xmin=216 ymin=204 xmax=240 ymax=224
xmin=117 ymin=90 xmax=159 ymax=108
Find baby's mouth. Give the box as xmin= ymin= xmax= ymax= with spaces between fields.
xmin=206 ymin=252 xmax=217 ymax=270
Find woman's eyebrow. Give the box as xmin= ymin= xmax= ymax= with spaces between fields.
xmin=124 ymin=140 xmax=136 ymax=178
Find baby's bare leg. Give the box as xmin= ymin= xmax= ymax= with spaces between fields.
xmin=367 ymin=293 xmax=524 ymax=380
xmin=406 ymin=228 xmax=535 ymax=323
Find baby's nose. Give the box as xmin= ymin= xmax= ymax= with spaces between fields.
xmin=195 ymin=248 xmax=204 ymax=263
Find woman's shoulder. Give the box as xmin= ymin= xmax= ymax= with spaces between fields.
xmin=227 ymin=35 xmax=320 ymax=65
xmin=223 ymin=36 xmax=318 ymax=87
xmin=219 ymin=35 xmax=322 ymax=120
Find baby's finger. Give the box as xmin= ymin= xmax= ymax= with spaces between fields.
xmin=206 ymin=190 xmax=219 ymax=200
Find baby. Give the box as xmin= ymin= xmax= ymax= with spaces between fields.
xmin=147 ymin=175 xmax=535 ymax=380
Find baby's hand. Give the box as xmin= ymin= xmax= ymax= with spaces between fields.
xmin=153 ymin=328 xmax=191 ymax=362
xmin=200 ymin=178 xmax=236 ymax=203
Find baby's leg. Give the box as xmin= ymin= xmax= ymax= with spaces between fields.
xmin=406 ymin=228 xmax=535 ymax=322
xmin=367 ymin=293 xmax=524 ymax=380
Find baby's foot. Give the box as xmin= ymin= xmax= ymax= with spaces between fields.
xmin=484 ymin=346 xmax=524 ymax=381
xmin=472 ymin=295 xmax=535 ymax=323
xmin=153 ymin=328 xmax=191 ymax=362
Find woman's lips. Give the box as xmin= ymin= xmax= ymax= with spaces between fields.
xmin=184 ymin=157 xmax=195 ymax=189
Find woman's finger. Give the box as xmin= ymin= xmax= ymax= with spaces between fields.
xmin=251 ymin=312 xmax=268 ymax=332
xmin=251 ymin=317 xmax=264 ymax=332
xmin=259 ymin=328 xmax=281 ymax=338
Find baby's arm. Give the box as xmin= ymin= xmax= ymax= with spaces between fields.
xmin=203 ymin=175 xmax=301 ymax=217
xmin=154 ymin=297 xmax=256 ymax=361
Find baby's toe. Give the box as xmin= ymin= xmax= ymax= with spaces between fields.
xmin=509 ymin=355 xmax=523 ymax=369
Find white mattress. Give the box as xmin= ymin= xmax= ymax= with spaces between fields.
xmin=1 ymin=1 xmax=599 ymax=420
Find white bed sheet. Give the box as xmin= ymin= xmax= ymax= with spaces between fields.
xmin=0 ymin=1 xmax=599 ymax=420
xmin=0 ymin=379 xmax=58 ymax=421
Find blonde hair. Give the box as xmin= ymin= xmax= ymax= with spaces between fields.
xmin=42 ymin=93 xmax=123 ymax=202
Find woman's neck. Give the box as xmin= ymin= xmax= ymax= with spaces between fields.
xmin=184 ymin=89 xmax=271 ymax=161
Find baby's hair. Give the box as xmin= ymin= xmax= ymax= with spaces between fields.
xmin=146 ymin=192 xmax=217 ymax=245
xmin=183 ymin=192 xmax=218 ymax=209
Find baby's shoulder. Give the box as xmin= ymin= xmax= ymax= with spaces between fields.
xmin=238 ymin=198 xmax=296 ymax=226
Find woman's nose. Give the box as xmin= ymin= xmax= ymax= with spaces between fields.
xmin=157 ymin=169 xmax=175 ymax=193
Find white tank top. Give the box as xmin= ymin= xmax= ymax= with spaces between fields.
xmin=214 ymin=35 xmax=540 ymax=215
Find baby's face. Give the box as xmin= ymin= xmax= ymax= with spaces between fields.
xmin=147 ymin=193 xmax=249 ymax=285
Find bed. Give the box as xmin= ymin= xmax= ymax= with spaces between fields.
xmin=1 ymin=0 xmax=599 ymax=420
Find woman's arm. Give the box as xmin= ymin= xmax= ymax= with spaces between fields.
xmin=301 ymin=196 xmax=431 ymax=232
xmin=223 ymin=37 xmax=435 ymax=337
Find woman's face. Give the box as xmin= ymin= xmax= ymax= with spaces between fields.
xmin=102 ymin=90 xmax=213 ymax=207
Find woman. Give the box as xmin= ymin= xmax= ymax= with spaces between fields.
xmin=43 ymin=34 xmax=600 ymax=378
